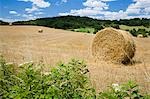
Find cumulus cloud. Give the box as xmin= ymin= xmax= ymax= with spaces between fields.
xmin=103 ymin=10 xmax=128 ymax=20
xmin=59 ymin=0 xmax=117 ymax=18
xmin=59 ymin=8 xmax=102 ymax=16
xmin=18 ymin=0 xmax=50 ymax=8
xmin=55 ymin=0 xmax=68 ymax=6
xmin=83 ymin=0 xmax=109 ymax=10
xmin=22 ymin=14 xmax=38 ymax=20
xmin=25 ymin=5 xmax=40 ymax=13
xmin=9 ymin=11 xmax=18 ymax=14
xmin=18 ymin=0 xmax=50 ymax=13
xmin=9 ymin=10 xmax=21 ymax=16
xmin=59 ymin=0 xmax=150 ymax=20
xmin=126 ymin=0 xmax=150 ymax=15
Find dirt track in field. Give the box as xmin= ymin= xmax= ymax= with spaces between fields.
xmin=0 ymin=25 xmax=150 ymax=93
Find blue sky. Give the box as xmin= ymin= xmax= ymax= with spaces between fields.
xmin=0 ymin=0 xmax=150 ymax=22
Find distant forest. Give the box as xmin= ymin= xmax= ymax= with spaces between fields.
xmin=1 ymin=16 xmax=149 ymax=27
xmin=0 ymin=16 xmax=150 ymax=36
xmin=0 ymin=20 xmax=9 ymax=25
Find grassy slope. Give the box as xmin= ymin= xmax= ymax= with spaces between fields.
xmin=120 ymin=25 xmax=150 ymax=31
xmin=73 ymin=27 xmax=95 ymax=33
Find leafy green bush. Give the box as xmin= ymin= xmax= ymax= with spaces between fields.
xmin=130 ymin=28 xmax=138 ymax=37
xmin=0 ymin=57 xmax=95 ymax=99
xmin=0 ymin=56 xmax=149 ymax=99
xmin=98 ymin=81 xmax=149 ymax=99
xmin=129 ymin=28 xmax=150 ymax=37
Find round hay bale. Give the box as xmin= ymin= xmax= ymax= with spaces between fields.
xmin=38 ymin=29 xmax=43 ymax=33
xmin=137 ymin=34 xmax=143 ymax=38
xmin=92 ymin=28 xmax=136 ymax=64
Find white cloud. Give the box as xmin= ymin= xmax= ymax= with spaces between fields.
xmin=59 ymin=0 xmax=113 ymax=16
xmin=9 ymin=11 xmax=17 ymax=14
xmin=22 ymin=14 xmax=38 ymax=20
xmin=35 ymin=12 xmax=44 ymax=15
xmin=83 ymin=0 xmax=109 ymax=10
xmin=0 ymin=17 xmax=22 ymax=22
xmin=59 ymin=8 xmax=102 ymax=16
xmin=59 ymin=0 xmax=150 ymax=20
xmin=103 ymin=10 xmax=128 ymax=20
xmin=62 ymin=0 xmax=68 ymax=3
xmin=126 ymin=7 xmax=141 ymax=14
xmin=55 ymin=0 xmax=68 ymax=6
xmin=18 ymin=0 xmax=50 ymax=8
xmin=9 ymin=11 xmax=21 ymax=16
xmin=126 ymin=0 xmax=150 ymax=15
xmin=59 ymin=0 xmax=117 ymax=18
xmin=25 ymin=5 xmax=40 ymax=13
xmin=18 ymin=0 xmax=50 ymax=13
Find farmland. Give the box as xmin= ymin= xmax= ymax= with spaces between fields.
xmin=120 ymin=25 xmax=150 ymax=31
xmin=0 ymin=25 xmax=150 ymax=94
xmin=72 ymin=27 xmax=95 ymax=33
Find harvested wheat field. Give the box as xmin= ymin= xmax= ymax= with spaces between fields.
xmin=0 ymin=25 xmax=150 ymax=93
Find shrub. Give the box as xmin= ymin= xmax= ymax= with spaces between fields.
xmin=0 ymin=57 xmax=96 ymax=99
xmin=0 ymin=56 xmax=149 ymax=99
xmin=130 ymin=28 xmax=137 ymax=37
xmin=111 ymin=24 xmax=120 ymax=29
xmin=98 ymin=81 xmax=149 ymax=99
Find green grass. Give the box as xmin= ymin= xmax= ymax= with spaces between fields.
xmin=119 ymin=25 xmax=150 ymax=31
xmin=73 ymin=27 xmax=95 ymax=33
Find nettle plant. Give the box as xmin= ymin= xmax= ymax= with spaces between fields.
xmin=0 ymin=56 xmax=149 ymax=99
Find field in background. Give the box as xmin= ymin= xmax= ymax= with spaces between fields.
xmin=72 ymin=27 xmax=95 ymax=33
xmin=120 ymin=25 xmax=150 ymax=31
xmin=0 ymin=25 xmax=150 ymax=93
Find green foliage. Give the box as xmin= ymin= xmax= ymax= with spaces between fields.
xmin=0 ymin=56 xmax=18 ymax=97
xmin=119 ymin=18 xmax=150 ymax=27
xmin=137 ymin=29 xmax=149 ymax=37
xmin=47 ymin=59 xmax=96 ymax=98
xmin=130 ymin=28 xmax=138 ymax=37
xmin=0 ymin=56 xmax=149 ymax=99
xmin=120 ymin=25 xmax=150 ymax=31
xmin=93 ymin=25 xmax=104 ymax=34
xmin=0 ymin=20 xmax=9 ymax=25
xmin=1 ymin=16 xmax=150 ymax=34
xmin=74 ymin=27 xmax=95 ymax=33
xmin=0 ymin=57 xmax=95 ymax=99
xmin=129 ymin=28 xmax=150 ymax=37
xmin=98 ymin=81 xmax=149 ymax=99
xmin=109 ymin=24 xmax=120 ymax=29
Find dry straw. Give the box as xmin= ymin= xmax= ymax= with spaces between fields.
xmin=92 ymin=28 xmax=136 ymax=64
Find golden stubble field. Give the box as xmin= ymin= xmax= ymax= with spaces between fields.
xmin=0 ymin=25 xmax=150 ymax=93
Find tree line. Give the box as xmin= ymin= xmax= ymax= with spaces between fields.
xmin=10 ymin=16 xmax=150 ymax=29
xmin=0 ymin=16 xmax=150 ymax=36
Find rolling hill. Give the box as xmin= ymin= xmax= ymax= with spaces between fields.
xmin=12 ymin=16 xmax=150 ymax=31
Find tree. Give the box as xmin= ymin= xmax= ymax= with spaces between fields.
xmin=130 ymin=28 xmax=137 ymax=37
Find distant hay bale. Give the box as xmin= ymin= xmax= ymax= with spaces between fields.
xmin=9 ymin=22 xmax=12 ymax=26
xmin=92 ymin=28 xmax=136 ymax=64
xmin=137 ymin=34 xmax=143 ymax=38
xmin=38 ymin=29 xmax=43 ymax=33
xmin=146 ymin=33 xmax=149 ymax=37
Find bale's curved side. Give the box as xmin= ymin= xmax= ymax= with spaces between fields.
xmin=92 ymin=28 xmax=135 ymax=64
